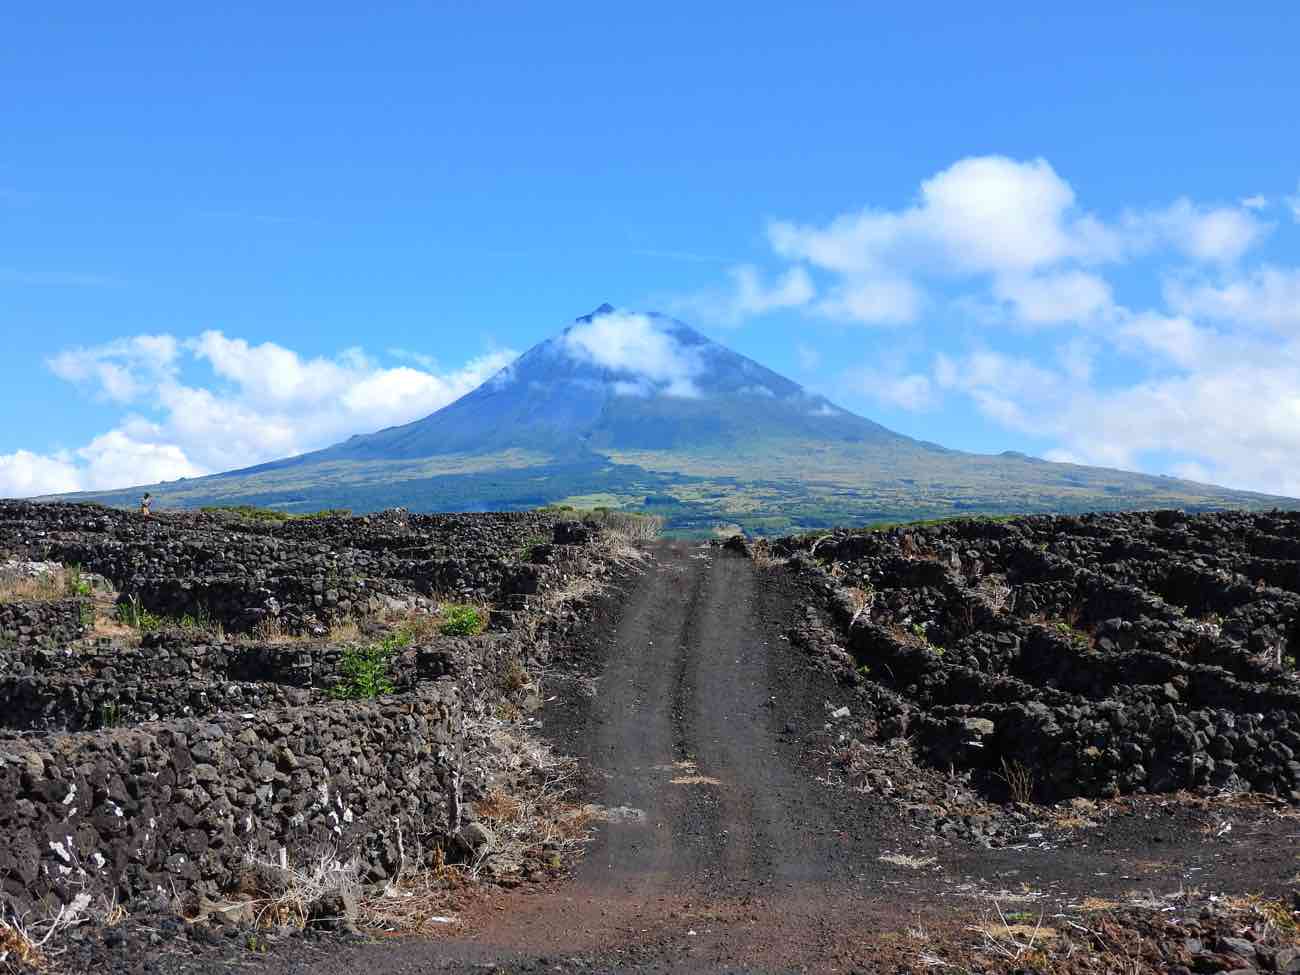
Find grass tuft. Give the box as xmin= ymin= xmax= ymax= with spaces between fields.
xmin=439 ymin=604 xmax=487 ymax=637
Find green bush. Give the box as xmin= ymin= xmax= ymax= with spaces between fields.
xmin=330 ymin=643 xmax=395 ymax=699
xmin=200 ymin=505 xmax=353 ymax=522
xmin=439 ymin=604 xmax=486 ymax=636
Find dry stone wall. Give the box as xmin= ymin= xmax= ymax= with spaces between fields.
xmin=775 ymin=509 xmax=1300 ymax=802
xmin=0 ymin=598 xmax=87 ymax=651
xmin=0 ymin=500 xmax=615 ymax=917
xmin=0 ymin=685 xmax=461 ymax=914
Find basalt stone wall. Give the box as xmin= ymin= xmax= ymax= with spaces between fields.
xmin=775 ymin=509 xmax=1300 ymax=802
xmin=0 ymin=674 xmax=320 ymax=733
xmin=0 ymin=634 xmax=498 ymax=733
xmin=0 ymin=500 xmax=624 ymax=918
xmin=0 ymin=683 xmax=462 ymax=914
xmin=0 ymin=501 xmax=567 ymax=634
xmin=0 ymin=598 xmax=87 ymax=650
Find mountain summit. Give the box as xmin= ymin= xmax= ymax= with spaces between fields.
xmin=304 ymin=304 xmax=908 ymax=462
xmin=58 ymin=305 xmax=1292 ymax=534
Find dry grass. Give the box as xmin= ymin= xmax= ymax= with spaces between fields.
xmin=879 ymin=852 xmax=938 ymax=869
xmin=516 ymin=574 xmax=603 ymax=641
xmin=967 ymin=902 xmax=1053 ymax=965
xmin=460 ymin=712 xmax=595 ymax=880
xmin=327 ymin=618 xmax=362 ymax=643
xmin=0 ymin=574 xmax=65 ymax=605
xmin=0 ymin=893 xmax=91 ymax=973
xmin=470 ymin=786 xmax=593 ymax=878
xmin=500 ymin=658 xmax=531 ymax=695
xmin=844 ymin=585 xmax=874 ymax=628
xmin=250 ymin=616 xmax=289 ymax=643
xmin=361 ymin=846 xmax=466 ymax=935
xmin=0 ymin=919 xmax=47 ymax=973
xmin=580 ymin=510 xmax=663 ymax=543
xmin=239 ymin=848 xmax=360 ymax=929
xmin=750 ymin=538 xmax=789 ymax=569
xmin=996 ymin=757 xmax=1036 ymax=804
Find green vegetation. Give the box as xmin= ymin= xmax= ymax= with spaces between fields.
xmin=199 ymin=504 xmax=353 ymax=522
xmin=908 ymin=621 xmax=945 ymax=657
xmin=116 ymin=596 xmax=163 ymax=633
xmin=328 ymin=623 xmax=431 ymax=699
xmin=330 ymin=642 xmax=396 ymax=699
xmin=64 ymin=564 xmax=93 ymax=597
xmin=515 ymin=531 xmax=551 ymax=559
xmin=860 ymin=513 xmax=1025 ymax=533
xmin=1053 ymin=620 xmax=1092 ymax=650
xmin=439 ymin=603 xmax=486 ymax=636
xmin=62 ymin=436 xmax=1293 ymax=539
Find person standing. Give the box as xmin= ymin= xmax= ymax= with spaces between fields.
xmin=139 ymin=492 xmax=153 ymax=517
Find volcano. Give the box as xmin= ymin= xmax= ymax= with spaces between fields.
xmin=59 ymin=305 xmax=1292 ymax=534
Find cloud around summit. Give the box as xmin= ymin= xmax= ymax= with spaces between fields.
xmin=562 ymin=310 xmax=704 ymax=398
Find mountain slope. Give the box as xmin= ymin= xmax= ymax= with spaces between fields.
xmin=54 ymin=305 xmax=1296 ymax=534
xmin=277 ymin=304 xmax=911 ymax=464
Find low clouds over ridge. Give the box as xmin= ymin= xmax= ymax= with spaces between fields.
xmin=0 ymin=335 xmax=516 ymax=497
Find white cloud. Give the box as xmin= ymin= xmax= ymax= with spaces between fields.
xmin=773 ymin=157 xmax=1081 ymax=277
xmin=844 ymin=368 xmax=935 ymax=411
xmin=1287 ymin=182 xmax=1300 ymax=222
xmin=670 ymin=265 xmax=815 ymax=326
xmin=1241 ymin=195 xmax=1268 ymax=211
xmin=0 ymin=450 xmax=83 ymax=497
xmin=932 ymin=337 xmax=1300 ymax=498
xmin=0 ymin=333 xmax=517 ymax=498
xmin=991 ymin=270 xmax=1115 ymax=326
xmin=1114 ymin=312 xmax=1225 ymax=370
xmin=76 ymin=431 xmax=204 ymax=489
xmin=726 ymin=265 xmax=815 ymax=321
xmin=814 ymin=276 xmax=923 ymax=325
xmin=1164 ymin=266 xmax=1300 ymax=332
xmin=1128 ymin=198 xmax=1267 ymax=264
xmin=562 ymin=311 xmax=703 ymax=397
xmin=48 ymin=334 xmax=180 ymax=403
xmin=701 ymin=156 xmax=1273 ymax=330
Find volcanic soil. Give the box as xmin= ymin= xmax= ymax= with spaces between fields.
xmin=180 ymin=540 xmax=1300 ymax=975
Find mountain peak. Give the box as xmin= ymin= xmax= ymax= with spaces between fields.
xmin=575 ymin=302 xmax=618 ymax=323
xmin=304 ymin=307 xmax=908 ymax=461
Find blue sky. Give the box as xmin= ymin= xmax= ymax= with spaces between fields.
xmin=3 ymin=3 xmax=1299 ymax=497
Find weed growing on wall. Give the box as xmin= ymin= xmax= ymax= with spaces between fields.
xmin=330 ymin=643 xmax=396 ymax=700
xmin=439 ymin=604 xmax=486 ymax=636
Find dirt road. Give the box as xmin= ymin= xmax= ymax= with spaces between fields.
xmin=259 ymin=542 xmax=1300 ymax=974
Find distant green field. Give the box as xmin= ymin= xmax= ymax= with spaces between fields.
xmin=54 ymin=441 xmax=1295 ymax=538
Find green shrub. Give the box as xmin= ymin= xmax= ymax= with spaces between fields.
xmin=65 ymin=565 xmax=93 ymax=598
xmin=439 ymin=604 xmax=486 ymax=636
xmin=200 ymin=505 xmax=353 ymax=522
xmin=116 ymin=596 xmax=162 ymax=633
xmin=329 ymin=643 xmax=395 ymax=699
